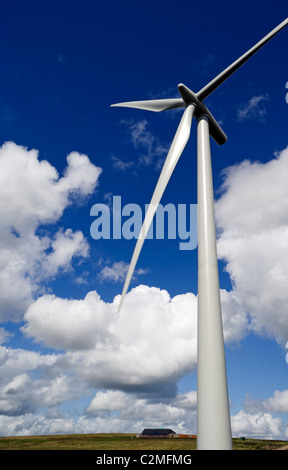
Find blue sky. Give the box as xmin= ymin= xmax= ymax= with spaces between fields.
xmin=0 ymin=0 xmax=288 ymax=439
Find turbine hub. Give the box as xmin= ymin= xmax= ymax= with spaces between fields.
xmin=177 ymin=83 xmax=227 ymax=146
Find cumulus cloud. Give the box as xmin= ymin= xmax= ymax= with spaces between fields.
xmin=22 ymin=291 xmax=113 ymax=351
xmin=231 ymin=410 xmax=282 ymax=439
xmin=86 ymin=389 xmax=192 ymax=430
xmin=42 ymin=229 xmax=89 ymax=276
xmin=262 ymin=389 xmax=288 ymax=414
xmin=87 ymin=390 xmax=129 ymax=413
xmin=22 ymin=286 xmax=197 ymax=390
xmin=0 ymin=337 xmax=199 ymax=435
xmin=0 ymin=344 xmax=86 ymax=421
xmin=215 ymin=146 xmax=288 ymax=344
xmin=0 ymin=346 xmax=287 ymax=439
xmin=58 ymin=151 xmax=101 ymax=197
xmin=0 ymin=388 xmax=197 ymax=436
xmin=0 ymin=328 xmax=12 ymax=345
xmin=0 ymin=143 xmax=100 ymax=232
xmin=20 ymin=283 xmax=250 ymax=396
xmin=0 ymin=291 xmax=199 ymax=435
xmin=0 ymin=142 xmax=101 ymax=320
xmin=220 ymin=289 xmax=248 ymax=343
xmin=0 ymin=284 xmax=287 ymax=438
xmin=0 ymin=373 xmax=72 ymax=416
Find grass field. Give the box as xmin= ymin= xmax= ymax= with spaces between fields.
xmin=0 ymin=433 xmax=287 ymax=450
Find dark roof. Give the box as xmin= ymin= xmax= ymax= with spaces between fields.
xmin=142 ymin=428 xmax=175 ymax=435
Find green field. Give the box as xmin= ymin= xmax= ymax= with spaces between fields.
xmin=0 ymin=433 xmax=287 ymax=450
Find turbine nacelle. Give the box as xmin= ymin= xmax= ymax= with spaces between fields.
xmin=177 ymin=83 xmax=227 ymax=145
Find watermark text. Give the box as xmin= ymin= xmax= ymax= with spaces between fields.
xmin=90 ymin=196 xmax=197 ymax=250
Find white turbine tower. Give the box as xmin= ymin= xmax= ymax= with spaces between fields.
xmin=111 ymin=19 xmax=288 ymax=450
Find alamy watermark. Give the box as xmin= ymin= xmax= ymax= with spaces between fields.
xmin=286 ymin=81 xmax=288 ymax=104
xmin=90 ymin=196 xmax=197 ymax=250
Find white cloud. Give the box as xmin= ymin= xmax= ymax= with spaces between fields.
xmin=215 ymin=146 xmax=288 ymax=344
xmin=237 ymin=94 xmax=269 ymax=122
xmin=22 ymin=291 xmax=113 ymax=351
xmin=0 ymin=338 xmax=197 ymax=435
xmin=0 ymin=373 xmax=72 ymax=416
xmin=1 ymin=373 xmax=78 ymax=416
xmin=87 ymin=390 xmax=129 ymax=413
xmin=0 ymin=344 xmax=86 ymax=420
xmin=21 ymin=283 xmax=249 ymax=396
xmin=172 ymin=390 xmax=197 ymax=410
xmin=0 ymin=412 xmax=78 ymax=437
xmin=0 ymin=338 xmax=287 ymax=438
xmin=0 ymin=143 xmax=100 ymax=232
xmin=0 ymin=388 xmax=197 ymax=436
xmin=98 ymin=261 xmax=148 ymax=283
xmin=58 ymin=151 xmax=101 ymax=197
xmin=263 ymin=389 xmax=288 ymax=414
xmin=0 ymin=346 xmax=56 ymax=382
xmin=231 ymin=410 xmax=282 ymax=439
xmin=43 ymin=228 xmax=89 ymax=276
xmin=220 ymin=289 xmax=248 ymax=343
xmin=22 ymin=286 xmax=197 ymax=389
xmin=111 ymin=155 xmax=134 ymax=172
xmin=86 ymin=390 xmax=189 ymax=428
xmin=98 ymin=261 xmax=130 ymax=282
xmin=0 ymin=328 xmax=12 ymax=345
xmin=121 ymin=119 xmax=169 ymax=168
xmin=0 ymin=373 xmax=287 ymax=438
xmin=0 ymin=142 xmax=101 ymax=320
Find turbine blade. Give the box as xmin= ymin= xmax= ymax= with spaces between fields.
xmin=197 ymin=18 xmax=288 ymax=101
xmin=118 ymin=104 xmax=195 ymax=312
xmin=111 ymin=98 xmax=185 ymax=112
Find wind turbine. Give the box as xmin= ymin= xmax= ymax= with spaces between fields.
xmin=111 ymin=18 xmax=288 ymax=450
